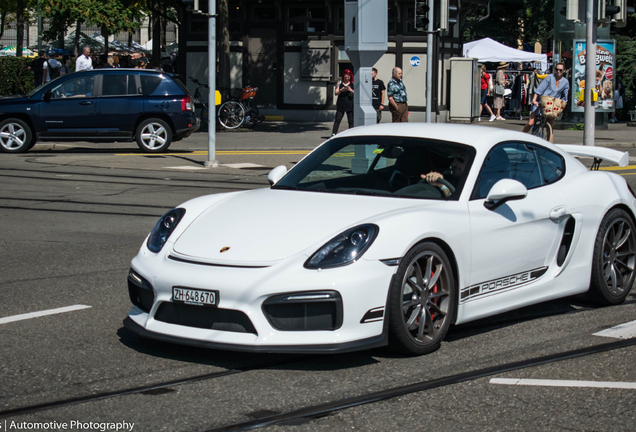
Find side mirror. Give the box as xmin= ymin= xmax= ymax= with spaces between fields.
xmin=484 ymin=179 xmax=527 ymax=210
xmin=268 ymin=165 xmax=288 ymax=186
xmin=43 ymin=91 xmax=52 ymax=102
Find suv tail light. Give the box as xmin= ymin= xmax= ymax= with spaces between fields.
xmin=181 ymin=95 xmax=194 ymax=112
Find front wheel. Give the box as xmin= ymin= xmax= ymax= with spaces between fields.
xmin=589 ymin=208 xmax=636 ymax=305
xmin=0 ymin=118 xmax=34 ymax=153
xmin=539 ymin=122 xmax=552 ymax=142
xmin=135 ymin=119 xmax=172 ymax=153
xmin=388 ymin=242 xmax=456 ymax=355
xmin=218 ymin=101 xmax=244 ymax=129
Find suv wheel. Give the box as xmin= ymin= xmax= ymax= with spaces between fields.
xmin=0 ymin=119 xmax=34 ymax=153
xmin=135 ymin=119 xmax=172 ymax=153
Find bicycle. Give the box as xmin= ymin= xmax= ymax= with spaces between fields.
xmin=189 ymin=76 xmax=212 ymax=126
xmin=218 ymin=86 xmax=263 ymax=129
xmin=189 ymin=77 xmax=263 ymax=130
xmin=530 ymin=106 xmax=552 ymax=142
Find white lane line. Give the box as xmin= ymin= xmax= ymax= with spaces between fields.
xmin=221 ymin=163 xmax=265 ymax=169
xmin=163 ymin=166 xmax=208 ymax=170
xmin=0 ymin=305 xmax=92 ymax=325
xmin=593 ymin=319 xmax=636 ymax=339
xmin=490 ymin=378 xmax=636 ymax=389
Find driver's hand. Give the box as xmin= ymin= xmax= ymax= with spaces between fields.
xmin=422 ymin=172 xmax=444 ymax=188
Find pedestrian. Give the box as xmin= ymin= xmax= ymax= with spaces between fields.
xmin=28 ymin=50 xmax=47 ymax=87
xmin=610 ymin=82 xmax=623 ymax=123
xmin=479 ymin=64 xmax=496 ymax=122
xmin=522 ymin=62 xmax=569 ymax=143
xmin=43 ymin=52 xmax=62 ymax=83
xmin=371 ymin=67 xmax=386 ymax=123
xmin=75 ymin=47 xmax=93 ymax=71
xmin=387 ymin=67 xmax=408 ymax=122
xmin=332 ymin=69 xmax=355 ymax=136
xmin=494 ymin=62 xmax=509 ymax=120
xmin=60 ymin=55 xmax=72 ymax=76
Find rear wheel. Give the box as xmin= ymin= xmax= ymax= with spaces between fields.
xmin=0 ymin=118 xmax=34 ymax=153
xmin=135 ymin=119 xmax=172 ymax=153
xmin=218 ymin=101 xmax=244 ymax=129
xmin=590 ymin=208 xmax=636 ymax=305
xmin=388 ymin=242 xmax=456 ymax=355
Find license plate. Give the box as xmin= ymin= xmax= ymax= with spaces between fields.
xmin=172 ymin=287 xmax=218 ymax=307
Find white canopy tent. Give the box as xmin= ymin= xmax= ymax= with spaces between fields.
xmin=463 ymin=37 xmax=548 ymax=71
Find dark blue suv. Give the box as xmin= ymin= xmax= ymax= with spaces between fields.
xmin=0 ymin=69 xmax=200 ymax=153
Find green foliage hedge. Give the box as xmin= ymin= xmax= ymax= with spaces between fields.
xmin=0 ymin=57 xmax=35 ymax=96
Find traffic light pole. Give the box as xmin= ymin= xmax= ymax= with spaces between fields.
xmin=583 ymin=0 xmax=596 ymax=146
xmin=204 ymin=0 xmax=219 ymax=167
xmin=426 ymin=0 xmax=433 ymax=123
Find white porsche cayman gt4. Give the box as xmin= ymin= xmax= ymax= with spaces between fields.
xmin=124 ymin=123 xmax=635 ymax=355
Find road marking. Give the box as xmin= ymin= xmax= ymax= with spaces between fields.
xmin=599 ymin=165 xmax=636 ymax=171
xmin=593 ymin=319 xmax=636 ymax=339
xmin=163 ymin=166 xmax=209 ymax=170
xmin=490 ymin=378 xmax=636 ymax=389
xmin=116 ymin=151 xmax=311 ymax=156
xmin=221 ymin=163 xmax=265 ymax=169
xmin=0 ymin=305 xmax=92 ymax=325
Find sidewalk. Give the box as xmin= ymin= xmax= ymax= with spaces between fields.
xmin=24 ymin=119 xmax=635 ymax=174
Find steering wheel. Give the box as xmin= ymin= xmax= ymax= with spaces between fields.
xmin=418 ymin=177 xmax=456 ymax=194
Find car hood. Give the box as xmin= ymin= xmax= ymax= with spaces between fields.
xmin=172 ymin=188 xmax=429 ymax=265
xmin=0 ymin=95 xmax=28 ymax=103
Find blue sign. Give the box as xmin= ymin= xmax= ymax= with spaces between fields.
xmin=410 ymin=56 xmax=421 ymax=67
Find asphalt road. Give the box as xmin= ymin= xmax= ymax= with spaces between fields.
xmin=1 ymin=132 xmax=636 ymax=432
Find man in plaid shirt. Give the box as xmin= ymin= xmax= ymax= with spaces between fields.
xmin=387 ymin=67 xmax=408 ymax=122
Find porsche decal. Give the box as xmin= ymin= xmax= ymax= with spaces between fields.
xmin=460 ymin=267 xmax=548 ymax=303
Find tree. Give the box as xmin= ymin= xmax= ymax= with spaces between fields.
xmin=463 ymin=0 xmax=553 ymax=50
xmin=16 ymin=0 xmax=24 ymax=57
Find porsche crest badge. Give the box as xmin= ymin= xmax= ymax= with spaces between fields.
xmin=220 ymin=247 xmax=231 ymax=253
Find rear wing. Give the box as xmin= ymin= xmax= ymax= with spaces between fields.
xmin=556 ymin=144 xmax=629 ymax=169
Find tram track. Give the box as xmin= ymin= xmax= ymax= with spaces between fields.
xmin=205 ymin=337 xmax=636 ymax=432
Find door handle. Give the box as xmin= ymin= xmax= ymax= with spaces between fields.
xmin=80 ymin=101 xmax=92 ymax=105
xmin=549 ymin=205 xmax=568 ymax=220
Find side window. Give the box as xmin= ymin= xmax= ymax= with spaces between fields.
xmin=140 ymin=76 xmax=162 ymax=95
xmin=536 ymin=146 xmax=565 ymax=184
xmin=474 ymin=142 xmax=565 ymax=199
xmin=50 ymin=76 xmax=95 ymax=99
xmin=140 ymin=75 xmax=183 ymax=96
xmin=102 ymin=75 xmax=136 ymax=96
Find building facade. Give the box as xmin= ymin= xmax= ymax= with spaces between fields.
xmin=183 ymin=0 xmax=469 ymax=122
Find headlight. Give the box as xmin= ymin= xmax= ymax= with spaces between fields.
xmin=147 ymin=208 xmax=185 ymax=253
xmin=304 ymin=224 xmax=379 ymax=269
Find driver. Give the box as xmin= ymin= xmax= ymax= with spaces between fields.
xmin=421 ymin=148 xmax=468 ymax=198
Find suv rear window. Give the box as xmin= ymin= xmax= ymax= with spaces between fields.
xmin=140 ymin=74 xmax=184 ymax=96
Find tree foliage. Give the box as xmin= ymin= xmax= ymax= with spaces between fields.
xmin=463 ymin=0 xmax=553 ymax=50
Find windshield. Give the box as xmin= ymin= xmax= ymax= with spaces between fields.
xmin=273 ymin=136 xmax=475 ymax=200
xmin=26 ymin=75 xmax=64 ymax=98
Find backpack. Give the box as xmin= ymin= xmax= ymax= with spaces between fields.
xmin=48 ymin=60 xmax=61 ymax=79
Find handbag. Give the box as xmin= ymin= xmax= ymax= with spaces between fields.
xmin=495 ymin=84 xmax=505 ymax=96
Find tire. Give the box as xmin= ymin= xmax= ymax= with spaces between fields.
xmin=388 ymin=242 xmax=457 ymax=355
xmin=218 ymin=101 xmax=244 ymax=129
xmin=135 ymin=119 xmax=172 ymax=153
xmin=539 ymin=122 xmax=552 ymax=142
xmin=589 ymin=208 xmax=636 ymax=305
xmin=0 ymin=118 xmax=34 ymax=153
xmin=244 ymin=105 xmax=260 ymax=128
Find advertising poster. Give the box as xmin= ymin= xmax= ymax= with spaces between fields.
xmin=572 ymin=39 xmax=616 ymax=112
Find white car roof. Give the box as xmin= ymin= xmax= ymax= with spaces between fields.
xmin=335 ymin=122 xmax=557 ymax=153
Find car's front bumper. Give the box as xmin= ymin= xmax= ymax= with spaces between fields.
xmin=125 ymin=248 xmax=396 ymax=353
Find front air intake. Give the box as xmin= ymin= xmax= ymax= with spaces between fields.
xmin=262 ymin=291 xmax=343 ymax=331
